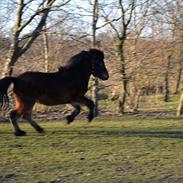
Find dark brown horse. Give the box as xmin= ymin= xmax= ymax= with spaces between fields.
xmin=0 ymin=49 xmax=109 ymax=136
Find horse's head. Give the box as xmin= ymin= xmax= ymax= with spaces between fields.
xmin=89 ymin=49 xmax=109 ymax=80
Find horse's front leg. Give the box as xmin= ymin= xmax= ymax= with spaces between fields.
xmin=79 ymin=97 xmax=95 ymax=122
xmin=66 ymin=104 xmax=81 ymax=124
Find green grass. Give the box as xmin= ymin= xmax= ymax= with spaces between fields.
xmin=98 ymin=94 xmax=180 ymax=114
xmin=1 ymin=117 xmax=183 ymax=183
xmin=138 ymin=94 xmax=179 ymax=112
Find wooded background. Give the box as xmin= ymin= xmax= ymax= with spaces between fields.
xmin=0 ymin=0 xmax=183 ymax=118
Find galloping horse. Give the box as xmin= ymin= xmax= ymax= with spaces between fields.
xmin=0 ymin=49 xmax=109 ymax=136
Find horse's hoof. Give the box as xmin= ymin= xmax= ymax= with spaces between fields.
xmin=88 ymin=114 xmax=94 ymax=122
xmin=14 ymin=130 xmax=26 ymax=136
xmin=66 ymin=115 xmax=74 ymax=124
xmin=36 ymin=126 xmax=45 ymax=133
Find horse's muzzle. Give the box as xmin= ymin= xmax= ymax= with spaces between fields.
xmin=101 ymin=72 xmax=109 ymax=80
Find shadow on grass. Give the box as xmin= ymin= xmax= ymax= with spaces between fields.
xmin=50 ymin=129 xmax=183 ymax=139
xmin=1 ymin=126 xmax=183 ymax=139
xmin=95 ymin=130 xmax=183 ymax=139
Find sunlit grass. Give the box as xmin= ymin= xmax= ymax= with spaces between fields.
xmin=0 ymin=117 xmax=183 ymax=182
xmin=138 ymin=94 xmax=179 ymax=112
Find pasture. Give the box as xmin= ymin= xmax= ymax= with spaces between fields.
xmin=0 ymin=117 xmax=183 ymax=183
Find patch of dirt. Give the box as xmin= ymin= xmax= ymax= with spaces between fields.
xmin=0 ymin=108 xmax=180 ymax=123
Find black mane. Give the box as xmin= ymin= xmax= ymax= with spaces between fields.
xmin=58 ymin=50 xmax=90 ymax=72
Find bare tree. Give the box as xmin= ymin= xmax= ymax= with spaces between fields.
xmin=128 ymin=1 xmax=152 ymax=111
xmin=100 ymin=0 xmax=137 ymax=113
xmin=2 ymin=0 xmax=71 ymax=77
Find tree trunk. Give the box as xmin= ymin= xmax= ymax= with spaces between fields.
xmin=164 ymin=55 xmax=171 ymax=102
xmin=92 ymin=78 xmax=99 ymax=116
xmin=2 ymin=0 xmax=23 ymax=77
xmin=2 ymin=45 xmax=20 ymax=77
xmin=174 ymin=64 xmax=182 ymax=94
xmin=132 ymin=89 xmax=141 ymax=112
xmin=118 ymin=41 xmax=128 ymax=114
xmin=43 ymin=26 xmax=49 ymax=73
xmin=91 ymin=0 xmax=99 ymax=116
xmin=177 ymin=92 xmax=183 ymax=116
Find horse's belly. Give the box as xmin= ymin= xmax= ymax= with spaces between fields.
xmin=35 ymin=88 xmax=86 ymax=106
xmin=37 ymin=95 xmax=70 ymax=106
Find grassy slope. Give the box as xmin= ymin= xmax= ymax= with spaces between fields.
xmin=0 ymin=117 xmax=183 ymax=183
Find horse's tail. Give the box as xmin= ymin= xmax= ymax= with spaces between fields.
xmin=0 ymin=77 xmax=18 ymax=109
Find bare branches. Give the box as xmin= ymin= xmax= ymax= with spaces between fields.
xmin=2 ymin=0 xmax=71 ymax=77
xmin=100 ymin=0 xmax=137 ymax=39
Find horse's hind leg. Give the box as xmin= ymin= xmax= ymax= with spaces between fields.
xmin=66 ymin=104 xmax=81 ymax=124
xmin=9 ymin=110 xmax=26 ymax=136
xmin=11 ymin=94 xmax=43 ymax=135
xmin=79 ymin=97 xmax=95 ymax=122
xmin=23 ymin=113 xmax=44 ymax=133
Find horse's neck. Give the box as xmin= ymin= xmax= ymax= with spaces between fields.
xmin=58 ymin=67 xmax=91 ymax=83
xmin=75 ymin=70 xmax=91 ymax=83
xmin=71 ymin=67 xmax=91 ymax=90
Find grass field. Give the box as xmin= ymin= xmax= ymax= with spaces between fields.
xmin=0 ymin=117 xmax=183 ymax=183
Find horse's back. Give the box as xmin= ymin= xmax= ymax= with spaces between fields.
xmin=18 ymin=71 xmax=57 ymax=82
xmin=14 ymin=71 xmax=60 ymax=97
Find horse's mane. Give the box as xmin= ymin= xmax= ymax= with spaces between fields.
xmin=58 ymin=50 xmax=90 ymax=72
xmin=58 ymin=49 xmax=104 ymax=74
